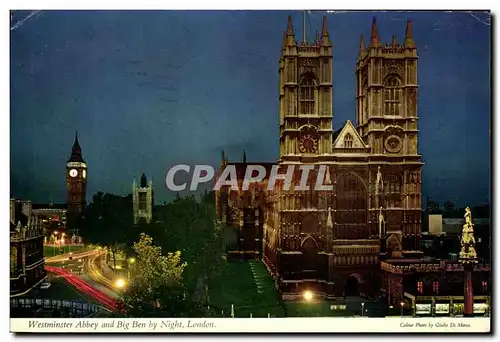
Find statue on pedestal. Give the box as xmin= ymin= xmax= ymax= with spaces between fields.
xmin=459 ymin=206 xmax=477 ymax=261
xmin=459 ymin=206 xmax=478 ymax=318
xmin=378 ymin=206 xmax=385 ymax=237
xmin=327 ymin=207 xmax=333 ymax=229
xmin=375 ymin=166 xmax=383 ymax=196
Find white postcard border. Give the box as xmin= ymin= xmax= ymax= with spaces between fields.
xmin=10 ymin=317 xmax=491 ymax=333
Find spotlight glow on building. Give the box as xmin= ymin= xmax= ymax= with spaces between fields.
xmin=303 ymin=291 xmax=313 ymax=302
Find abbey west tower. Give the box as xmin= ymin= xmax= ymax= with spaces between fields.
xmin=279 ymin=16 xmax=333 ymax=161
xmin=356 ymin=19 xmax=422 ymax=254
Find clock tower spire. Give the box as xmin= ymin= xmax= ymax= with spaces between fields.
xmin=66 ymin=131 xmax=87 ymax=232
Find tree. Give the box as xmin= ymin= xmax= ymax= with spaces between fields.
xmin=122 ymin=233 xmax=211 ymax=317
xmin=443 ymin=200 xmax=456 ymax=217
xmin=427 ymin=200 xmax=442 ymax=214
xmin=78 ymin=192 xmax=134 ymax=268
xmin=132 ymin=233 xmax=186 ymax=287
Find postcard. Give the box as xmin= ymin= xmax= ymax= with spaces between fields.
xmin=9 ymin=9 xmax=491 ymax=334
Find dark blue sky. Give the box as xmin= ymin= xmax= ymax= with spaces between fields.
xmin=10 ymin=10 xmax=491 ymax=207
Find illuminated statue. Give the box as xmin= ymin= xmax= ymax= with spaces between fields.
xmin=375 ymin=166 xmax=383 ymax=196
xmin=378 ymin=206 xmax=385 ymax=237
xmin=327 ymin=207 xmax=333 ymax=229
xmin=459 ymin=206 xmax=477 ymax=261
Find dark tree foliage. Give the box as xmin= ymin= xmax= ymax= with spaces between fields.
xmin=78 ymin=192 xmax=134 ymax=268
xmin=124 ymin=282 xmax=215 ymax=318
xmin=79 ymin=190 xmax=237 ymax=317
xmin=427 ymin=200 xmax=442 ymax=214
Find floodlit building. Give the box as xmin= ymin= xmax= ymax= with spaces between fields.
xmin=132 ymin=173 xmax=154 ymax=224
xmin=215 ymin=15 xmax=491 ymax=311
xmin=10 ymin=199 xmax=46 ymax=297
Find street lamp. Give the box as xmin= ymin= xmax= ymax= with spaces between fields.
xmin=400 ymin=301 xmax=405 ymax=317
xmin=115 ymin=278 xmax=126 ymax=290
xmin=52 ymin=232 xmax=58 ymax=256
xmin=361 ymin=302 xmax=365 ymax=317
xmin=127 ymin=258 xmax=136 ymax=280
xmin=303 ymin=291 xmax=313 ymax=302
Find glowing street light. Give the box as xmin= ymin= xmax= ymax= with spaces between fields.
xmin=127 ymin=257 xmax=136 ymax=280
xmin=303 ymin=291 xmax=313 ymax=302
xmin=361 ymin=302 xmax=365 ymax=317
xmin=400 ymin=301 xmax=405 ymax=317
xmin=115 ymin=278 xmax=126 ymax=289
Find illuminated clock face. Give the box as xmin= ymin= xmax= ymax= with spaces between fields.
xmin=299 ymin=134 xmax=318 ymax=154
xmin=83 ymin=170 xmax=87 ymax=179
xmin=69 ymin=169 xmax=78 ymax=178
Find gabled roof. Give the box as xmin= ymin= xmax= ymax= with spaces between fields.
xmin=332 ymin=120 xmax=369 ymax=149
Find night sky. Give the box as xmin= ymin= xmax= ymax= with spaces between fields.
xmin=10 ymin=10 xmax=491 ymax=207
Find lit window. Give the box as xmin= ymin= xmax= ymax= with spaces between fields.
xmin=432 ymin=281 xmax=439 ymax=294
xmin=417 ymin=281 xmax=423 ymax=294
xmin=384 ymin=76 xmax=401 ymax=116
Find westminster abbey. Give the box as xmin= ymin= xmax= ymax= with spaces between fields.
xmin=216 ymin=15 xmax=423 ymax=301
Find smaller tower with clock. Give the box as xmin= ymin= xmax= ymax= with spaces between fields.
xmin=66 ymin=132 xmax=87 ymax=232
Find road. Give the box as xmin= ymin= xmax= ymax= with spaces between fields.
xmin=44 ymin=249 xmax=123 ymax=313
xmin=45 ymin=249 xmax=101 ymax=264
xmin=87 ymin=252 xmax=117 ymax=289
xmin=45 ymin=265 xmax=121 ymax=312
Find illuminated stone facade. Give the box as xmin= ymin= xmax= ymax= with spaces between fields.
xmin=216 ymin=16 xmax=426 ymax=300
xmin=132 ymin=173 xmax=154 ymax=224
xmin=10 ymin=199 xmax=46 ymax=297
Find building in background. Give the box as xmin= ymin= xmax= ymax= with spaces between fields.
xmin=381 ymin=259 xmax=490 ymax=317
xmin=31 ymin=203 xmax=67 ymax=237
xmin=428 ymin=214 xmax=443 ymax=235
xmin=10 ymin=199 xmax=46 ymax=297
xmin=132 ymin=173 xmax=154 ymax=224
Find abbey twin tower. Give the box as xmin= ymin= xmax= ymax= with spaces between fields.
xmin=216 ymin=16 xmax=422 ymax=300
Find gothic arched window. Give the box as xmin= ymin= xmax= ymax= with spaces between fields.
xmin=344 ymin=133 xmax=353 ymax=148
xmin=299 ymin=76 xmax=316 ymax=115
xmin=384 ymin=76 xmax=401 ymax=116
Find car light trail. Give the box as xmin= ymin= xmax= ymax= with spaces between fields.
xmin=45 ymin=265 xmax=122 ymax=312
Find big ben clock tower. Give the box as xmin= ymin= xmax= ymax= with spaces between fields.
xmin=66 ymin=132 xmax=87 ymax=231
